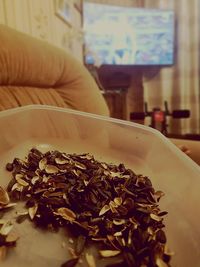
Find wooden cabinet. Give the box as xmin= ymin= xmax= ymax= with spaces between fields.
xmin=102 ymin=90 xmax=127 ymax=120
xmin=98 ymin=65 xmax=144 ymax=122
xmin=87 ymin=65 xmax=144 ymax=121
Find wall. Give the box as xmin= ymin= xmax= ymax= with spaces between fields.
xmin=0 ymin=0 xmax=83 ymax=60
xmin=86 ymin=0 xmax=143 ymax=7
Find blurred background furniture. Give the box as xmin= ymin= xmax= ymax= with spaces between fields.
xmin=0 ymin=25 xmax=199 ymax=166
xmin=0 ymin=25 xmax=109 ymax=116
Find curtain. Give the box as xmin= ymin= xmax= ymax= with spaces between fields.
xmin=143 ymin=0 xmax=200 ymax=134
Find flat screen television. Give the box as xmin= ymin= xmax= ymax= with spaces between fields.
xmin=83 ymin=3 xmax=175 ymax=66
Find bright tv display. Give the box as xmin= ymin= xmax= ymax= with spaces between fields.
xmin=83 ymin=3 xmax=175 ymax=66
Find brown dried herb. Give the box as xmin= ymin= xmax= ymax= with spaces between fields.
xmin=0 ymin=186 xmax=10 ymax=206
xmin=4 ymin=148 xmax=171 ymax=267
xmin=0 ymin=186 xmax=18 ymax=260
xmin=75 ymin=235 xmax=86 ymax=255
xmin=16 ymin=213 xmax=28 ymax=224
xmin=61 ymin=257 xmax=79 ymax=267
xmin=0 ymin=221 xmax=13 ymax=236
xmin=5 ymin=163 xmax=13 ymax=172
xmin=55 ymin=208 xmax=76 ymax=222
xmin=85 ymin=252 xmax=96 ymax=267
xmin=156 ymin=229 xmax=167 ymax=244
xmin=99 ymin=205 xmax=110 ymax=216
xmin=0 ymin=220 xmax=18 ymax=261
xmin=99 ymin=250 xmax=121 ymax=257
xmin=5 ymin=231 xmax=19 ymax=244
xmin=28 ymin=204 xmax=38 ymax=220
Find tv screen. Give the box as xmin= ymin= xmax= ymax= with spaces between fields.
xmin=83 ymin=3 xmax=175 ymax=66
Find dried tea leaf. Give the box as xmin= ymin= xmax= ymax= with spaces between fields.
xmin=99 ymin=205 xmax=110 ymax=216
xmin=5 ymin=231 xmax=19 ymax=243
xmin=129 ymin=217 xmax=139 ymax=229
xmin=0 ymin=221 xmax=13 ymax=236
xmin=79 ymin=154 xmax=93 ymax=160
xmin=39 ymin=158 xmax=47 ymax=170
xmin=74 ymin=162 xmax=86 ymax=170
xmin=31 ymin=176 xmax=40 ymax=185
xmin=16 ymin=210 xmax=28 ymax=217
xmin=61 ymin=257 xmax=79 ymax=267
xmin=164 ymin=246 xmax=175 ymax=256
xmin=15 ymin=174 xmax=24 ymax=180
xmin=48 ymin=192 xmax=63 ymax=198
xmin=15 ymin=175 xmax=29 ymax=187
xmin=123 ymin=252 xmax=136 ymax=266
xmin=83 ymin=180 xmax=89 ymax=186
xmin=71 ymin=169 xmax=80 ymax=177
xmin=155 ymin=191 xmax=165 ymax=201
xmin=85 ymin=252 xmax=96 ymax=267
xmin=103 ymin=170 xmax=110 ymax=176
xmin=89 ymin=192 xmax=98 ymax=204
xmin=62 ymin=154 xmax=71 ymax=160
xmin=11 ymin=183 xmax=23 ymax=192
xmin=110 ymin=171 xmax=121 ymax=178
xmin=16 ymin=214 xmax=28 ymax=224
xmin=123 ymin=198 xmax=134 ymax=209
xmin=116 ymin=236 xmax=126 ymax=247
xmin=34 ymin=188 xmax=46 ymax=195
xmin=0 ymin=219 xmax=6 ymax=225
xmin=0 ymin=203 xmax=17 ymax=210
xmin=42 ymin=175 xmax=49 ymax=183
xmin=68 ymin=238 xmax=74 ymax=244
xmin=113 ymin=219 xmax=126 ymax=226
xmin=75 ymin=235 xmax=86 ymax=255
xmin=110 ymin=205 xmax=118 ymax=214
xmin=147 ymin=227 xmax=154 ymax=235
xmin=0 ymin=246 xmax=7 ymax=261
xmin=109 ymin=201 xmax=118 ymax=209
xmin=55 ymin=158 xmax=69 ymax=165
xmin=156 ymin=230 xmax=167 ymax=244
xmin=114 ymin=197 xmax=122 ymax=206
xmin=116 ymin=205 xmax=128 ymax=216
xmin=0 ymin=186 xmax=10 ymax=206
xmin=150 ymin=213 xmax=162 ymax=222
xmin=127 ymin=230 xmax=132 ymax=246
xmin=29 ymin=204 xmax=38 ymax=220
xmin=114 ymin=232 xmax=122 ymax=237
xmin=101 ymin=163 xmax=108 ymax=169
xmin=156 ymin=258 xmax=169 ymax=267
xmin=5 ymin=148 xmax=171 ymax=267
xmin=158 ymin=211 xmax=168 ymax=217
xmin=45 ymin=165 xmax=59 ymax=174
xmin=92 ymin=237 xmax=107 ymax=242
xmin=99 ymin=250 xmax=121 ymax=257
xmin=107 ymin=235 xmax=120 ymax=250
xmin=6 ymin=163 xmax=13 ymax=172
xmin=56 ymin=208 xmax=76 ymax=222
xmin=88 ymin=224 xmax=99 ymax=237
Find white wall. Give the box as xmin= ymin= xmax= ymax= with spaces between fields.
xmin=0 ymin=0 xmax=83 ymax=61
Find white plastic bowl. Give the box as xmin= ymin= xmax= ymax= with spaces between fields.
xmin=0 ymin=105 xmax=199 ymax=267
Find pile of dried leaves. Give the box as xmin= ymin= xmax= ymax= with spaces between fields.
xmin=0 ymin=186 xmax=19 ymax=260
xmin=3 ymin=148 xmax=172 ymax=267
